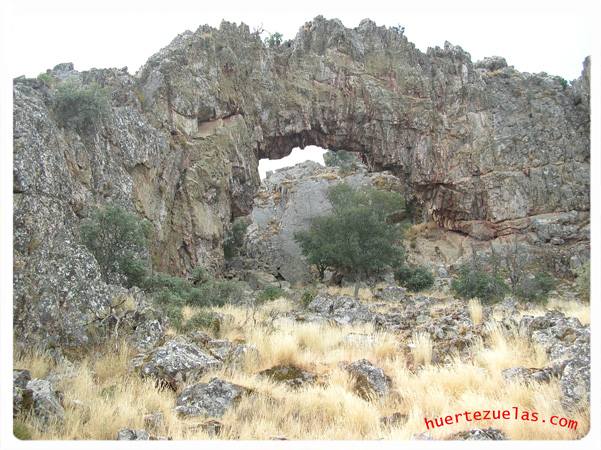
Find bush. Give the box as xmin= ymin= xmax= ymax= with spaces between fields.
xmin=300 ymin=287 xmax=318 ymax=308
xmin=189 ymin=279 xmax=244 ymax=308
xmin=80 ymin=204 xmax=151 ymax=286
xmin=182 ymin=311 xmax=222 ymax=334
xmin=53 ymin=80 xmax=109 ymax=132
xmin=575 ymin=262 xmax=590 ymax=302
xmin=451 ymin=265 xmax=509 ymax=303
xmin=224 ymin=217 xmax=249 ymax=259
xmin=395 ymin=265 xmax=434 ymax=292
xmin=516 ymin=271 xmax=556 ymax=303
xmin=323 ymin=150 xmax=359 ymax=174
xmin=264 ymin=32 xmax=283 ymax=47
xmin=257 ymin=286 xmax=285 ymax=303
xmin=191 ymin=266 xmax=210 ymax=285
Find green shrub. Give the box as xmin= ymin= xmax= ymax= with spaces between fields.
xmin=300 ymin=287 xmax=318 ymax=308
xmin=264 ymin=32 xmax=283 ymax=47
xmin=188 ymin=279 xmax=244 ymax=308
xmin=395 ymin=265 xmax=434 ymax=292
xmin=323 ymin=150 xmax=359 ymax=174
xmin=191 ymin=266 xmax=210 ymax=285
xmin=37 ymin=72 xmax=54 ymax=86
xmin=13 ymin=421 xmax=32 ymax=440
xmin=183 ymin=311 xmax=222 ymax=334
xmin=224 ymin=217 xmax=249 ymax=259
xmin=257 ymin=286 xmax=285 ymax=303
xmin=575 ymin=262 xmax=590 ymax=302
xmin=53 ymin=80 xmax=109 ymax=132
xmin=451 ymin=265 xmax=509 ymax=303
xmin=80 ymin=204 xmax=151 ymax=286
xmin=516 ymin=271 xmax=556 ymax=303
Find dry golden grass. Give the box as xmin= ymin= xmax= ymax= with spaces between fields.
xmin=326 ymin=285 xmax=374 ymax=302
xmin=468 ymin=298 xmax=483 ymax=325
xmin=410 ymin=331 xmax=433 ymax=367
xmin=17 ymin=297 xmax=589 ymax=440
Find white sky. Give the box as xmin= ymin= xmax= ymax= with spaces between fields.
xmin=2 ymin=0 xmax=596 ymax=177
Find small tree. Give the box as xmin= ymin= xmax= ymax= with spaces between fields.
xmin=264 ymin=32 xmax=283 ymax=48
xmin=53 ymin=80 xmax=109 ymax=132
xmin=451 ymin=247 xmax=508 ymax=303
xmin=295 ymin=183 xmax=405 ymax=298
xmin=80 ymin=204 xmax=151 ymax=286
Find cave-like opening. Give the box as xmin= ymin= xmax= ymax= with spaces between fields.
xmin=258 ymin=145 xmax=328 ymax=181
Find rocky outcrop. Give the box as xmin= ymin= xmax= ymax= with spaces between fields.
xmin=518 ymin=311 xmax=590 ymax=409
xmin=13 ymin=16 xmax=589 ymax=348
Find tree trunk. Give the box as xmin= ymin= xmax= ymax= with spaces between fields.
xmin=354 ymin=279 xmax=360 ymax=299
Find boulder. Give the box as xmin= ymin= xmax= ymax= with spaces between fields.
xmin=259 ymin=365 xmax=316 ymax=388
xmin=304 ymin=294 xmax=376 ymax=325
xmin=175 ymin=378 xmax=250 ymax=418
xmin=134 ymin=338 xmax=222 ymax=387
xmin=26 ymin=379 xmax=65 ymax=423
xmin=501 ymin=367 xmax=556 ymax=384
xmin=373 ymin=286 xmax=407 ymax=302
xmin=116 ymin=429 xmax=150 ymax=440
xmin=447 ymin=427 xmax=506 ymax=440
xmin=343 ymin=359 xmax=391 ymax=399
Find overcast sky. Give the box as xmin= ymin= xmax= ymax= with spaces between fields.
xmin=3 ymin=0 xmax=595 ymax=177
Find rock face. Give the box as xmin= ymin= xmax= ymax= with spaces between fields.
xmin=13 ymin=370 xmax=33 ymax=417
xmin=13 ymin=16 xmax=589 ymax=348
xmin=175 ymin=378 xmax=250 ymax=418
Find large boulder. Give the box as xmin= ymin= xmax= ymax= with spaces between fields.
xmin=134 ymin=338 xmax=222 ymax=387
xmin=26 ymin=379 xmax=65 ymax=423
xmin=342 ymin=359 xmax=391 ymax=399
xmin=175 ymin=378 xmax=250 ymax=418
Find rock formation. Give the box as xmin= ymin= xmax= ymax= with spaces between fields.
xmin=13 ymin=16 xmax=589 ymax=348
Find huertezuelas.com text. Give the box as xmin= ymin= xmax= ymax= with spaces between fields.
xmin=424 ymin=406 xmax=578 ymax=431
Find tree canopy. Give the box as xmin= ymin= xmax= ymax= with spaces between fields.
xmin=294 ymin=183 xmax=405 ymax=297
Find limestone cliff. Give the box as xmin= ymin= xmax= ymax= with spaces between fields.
xmin=13 ymin=16 xmax=589 ymax=347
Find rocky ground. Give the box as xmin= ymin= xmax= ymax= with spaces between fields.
xmin=13 ymin=281 xmax=589 ymax=440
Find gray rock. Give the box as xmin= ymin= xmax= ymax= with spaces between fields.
xmin=448 ymin=427 xmax=506 ymax=440
xmin=13 ymin=370 xmax=33 ymax=417
xmin=143 ymin=411 xmax=164 ymax=430
xmin=304 ymin=294 xmax=376 ymax=325
xmin=501 ymin=367 xmax=555 ymax=384
xmin=343 ymin=359 xmax=391 ymax=398
xmin=135 ymin=338 xmax=222 ymax=387
xmin=26 ymin=379 xmax=65 ymax=423
xmin=560 ymin=358 xmax=590 ymax=409
xmin=116 ymin=429 xmax=150 ymax=440
xmin=175 ymin=378 xmax=250 ymax=418
xmin=374 ymin=286 xmax=407 ymax=302
xmin=259 ymin=365 xmax=316 ymax=388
